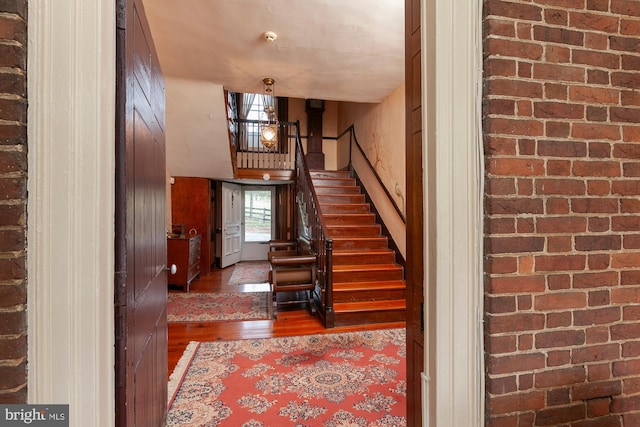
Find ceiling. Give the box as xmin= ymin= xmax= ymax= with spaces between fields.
xmin=141 ymin=0 xmax=405 ymax=179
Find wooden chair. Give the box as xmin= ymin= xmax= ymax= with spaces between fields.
xmin=269 ymin=252 xmax=317 ymax=319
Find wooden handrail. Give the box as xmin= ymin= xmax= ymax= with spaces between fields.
xmin=294 ymin=123 xmax=334 ymax=328
xmin=341 ymin=124 xmax=406 ymax=222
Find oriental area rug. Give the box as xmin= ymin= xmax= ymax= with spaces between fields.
xmin=166 ymin=328 xmax=406 ymax=426
xmin=228 ymin=261 xmax=270 ymax=286
xmin=167 ymin=292 xmax=270 ymax=322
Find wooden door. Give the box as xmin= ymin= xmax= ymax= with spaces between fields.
xmin=405 ymin=0 xmax=424 ymax=425
xmin=220 ymin=182 xmax=242 ymax=268
xmin=115 ymin=0 xmax=168 ymax=425
xmin=171 ymin=177 xmax=212 ymax=274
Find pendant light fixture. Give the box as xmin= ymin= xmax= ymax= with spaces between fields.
xmin=260 ymin=77 xmax=278 ymax=149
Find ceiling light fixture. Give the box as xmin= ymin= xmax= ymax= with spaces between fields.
xmin=260 ymin=77 xmax=278 ymax=149
xmin=263 ymin=31 xmax=278 ymax=43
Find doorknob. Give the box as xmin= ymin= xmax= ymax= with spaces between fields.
xmin=166 ymin=264 xmax=177 ymax=275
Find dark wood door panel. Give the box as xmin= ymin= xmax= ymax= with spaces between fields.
xmin=116 ymin=0 xmax=167 ymax=425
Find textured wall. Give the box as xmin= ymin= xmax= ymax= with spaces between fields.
xmin=484 ymin=0 xmax=640 ymax=425
xmin=0 ymin=0 xmax=27 ymax=404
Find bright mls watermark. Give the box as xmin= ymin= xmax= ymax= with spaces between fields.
xmin=0 ymin=405 xmax=68 ymax=426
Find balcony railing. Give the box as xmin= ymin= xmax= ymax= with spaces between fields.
xmin=233 ymin=119 xmax=297 ymax=171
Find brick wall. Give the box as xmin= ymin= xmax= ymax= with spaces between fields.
xmin=484 ymin=0 xmax=640 ymax=425
xmin=0 ymin=0 xmax=27 ymax=404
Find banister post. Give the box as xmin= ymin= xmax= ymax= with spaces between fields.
xmin=324 ymin=238 xmax=334 ymax=328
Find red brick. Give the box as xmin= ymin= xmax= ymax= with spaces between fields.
xmin=533 ymin=63 xmax=585 ymax=82
xmin=611 ymin=106 xmax=640 ymax=123
xmin=623 ymin=163 xmax=640 ymax=177
xmin=545 ymin=9 xmax=568 ymax=26
xmin=490 ymin=353 xmax=547 ymax=375
xmin=548 ymin=235 xmax=572 ymax=252
xmin=613 ymin=180 xmax=640 ymax=196
xmin=612 ymin=251 xmax=640 ymax=267
xmin=0 ymin=284 xmax=25 ymax=308
xmin=572 ymin=344 xmax=621 ymax=364
xmin=519 ymin=334 xmax=534 ymax=351
xmin=489 ymin=375 xmax=518 ymax=395
xmin=535 ymin=255 xmax=586 ymax=272
xmin=548 ymin=274 xmax=571 ymax=290
xmin=574 ymin=381 xmax=623 ymax=401
xmin=547 ymin=387 xmax=570 ymax=406
xmin=547 ymin=198 xmax=570 ymax=214
xmin=611 ymin=323 xmax=640 ymax=341
xmin=535 ymin=366 xmax=586 ymax=388
xmin=0 ymin=43 xmax=25 ymax=69
xmin=486 ymin=98 xmax=516 ymax=116
xmin=588 ymin=142 xmax=611 ymax=158
xmin=622 ymin=55 xmax=640 ymax=71
xmin=574 ymin=161 xmax=621 ymax=177
xmin=586 ymin=326 xmax=610 ymax=344
xmin=570 ymin=12 xmax=620 ymax=33
xmin=614 ymin=142 xmax=640 ymax=158
xmin=611 ymin=72 xmax=640 ymax=89
xmin=487 ymin=313 xmax=546 ymax=334
xmin=538 ymin=140 xmax=586 ymax=157
xmin=535 ymin=179 xmax=586 ymax=195
xmin=535 ymin=291 xmax=587 ymax=310
xmin=587 ymin=0 xmax=609 ymax=11
xmin=547 ymin=350 xmax=571 ymax=367
xmin=547 ymin=159 xmax=571 ymax=175
xmin=588 ymin=253 xmax=611 ymax=270
xmin=621 ymin=90 xmax=640 ymax=106
xmin=488 ymin=275 xmax=546 ymax=294
xmin=487 ymin=335 xmax=517 ymax=354
xmin=533 ymin=25 xmax=585 ymax=47
xmin=517 ymin=99 xmax=533 ymax=116
xmin=612 ymin=287 xmax=640 ymax=304
xmin=572 ymin=123 xmax=621 ymax=140
xmin=486 ymin=197 xmax=544 ymax=215
xmin=535 ymin=329 xmax=585 ymax=348
xmin=487 ymin=236 xmax=546 ymax=254
xmin=587 ymin=181 xmax=611 ymax=196
xmin=486 ymin=0 xmax=543 ymax=21
xmin=486 ymin=58 xmax=517 ymax=77
xmin=588 ymin=69 xmax=610 ymax=85
xmin=517 ymin=23 xmax=533 ymax=41
xmin=546 ymin=121 xmax=571 ymax=137
xmin=570 ymin=85 xmax=620 ymax=105
xmin=547 ymin=311 xmax=572 ymax=328
xmin=486 ymin=137 xmax=518 ymax=155
xmin=545 ymin=45 xmax=571 ymax=63
xmin=574 ymin=271 xmax=619 ymax=289
xmin=487 ymin=295 xmax=517 ymax=314
xmin=587 ymin=217 xmax=611 ymax=233
xmin=518 ymin=294 xmax=533 ymax=310
xmin=534 ymin=101 xmax=584 ymax=119
xmin=623 ymin=234 xmax=640 ymax=248
xmin=610 ymin=36 xmax=640 ymax=54
xmin=488 ymin=158 xmax=545 ymax=176
xmin=487 ymin=118 xmax=545 ymax=137
xmin=612 ymin=0 xmax=640 ymax=16
xmin=0 ymin=334 xmax=25 ymax=360
xmin=489 ymin=391 xmax=545 ymax=415
xmin=572 ymin=198 xmax=618 ymax=213
xmin=485 ymin=18 xmax=517 ymax=38
xmin=0 ymin=363 xmax=26 ymax=390
xmin=585 ymin=32 xmax=610 ymax=51
xmin=621 ymin=19 xmax=640 ymax=36
xmin=537 ymin=216 xmax=587 ymax=233
xmin=588 ymin=363 xmax=612 ymax=382
xmin=0 ymin=310 xmax=25 ymax=335
xmin=575 ymin=235 xmax=622 ymax=251
xmin=486 ymin=38 xmax=545 ymax=60
xmin=622 ymin=341 xmax=640 ymax=357
xmin=587 ymin=106 xmax=608 ymax=122
xmin=545 ymin=82 xmax=568 ymax=100
xmin=0 ymin=257 xmax=25 ymax=281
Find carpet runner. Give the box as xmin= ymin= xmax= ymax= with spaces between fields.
xmin=167 ymin=328 xmax=406 ymax=426
xmin=228 ymin=261 xmax=270 ymax=285
xmin=168 ymin=292 xmax=270 ymax=322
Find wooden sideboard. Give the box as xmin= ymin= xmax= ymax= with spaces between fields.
xmin=167 ymin=235 xmax=201 ymax=292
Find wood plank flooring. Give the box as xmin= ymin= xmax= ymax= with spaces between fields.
xmin=168 ymin=262 xmax=406 ymax=375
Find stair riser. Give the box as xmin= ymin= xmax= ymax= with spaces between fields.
xmin=312 ymin=179 xmax=356 ymax=187
xmin=325 ymin=215 xmax=376 ymax=226
xmin=320 ymin=204 xmax=371 ymax=214
xmin=328 ymin=226 xmax=381 ymax=237
xmin=332 ymin=239 xmax=389 ymax=250
xmin=315 ymin=186 xmax=361 ymax=195
xmin=318 ymin=195 xmax=366 ymax=204
xmin=332 ymin=252 xmax=396 ymax=265
xmin=310 ymin=171 xmax=350 ymax=179
xmin=333 ymin=270 xmax=404 ymax=282
xmin=333 ymin=309 xmax=406 ymax=327
xmin=333 ymin=289 xmax=406 ymax=303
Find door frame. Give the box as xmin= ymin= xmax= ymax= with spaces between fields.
xmin=27 ymin=0 xmax=116 ymax=424
xmin=421 ymin=0 xmax=484 ymax=425
xmin=26 ymin=0 xmax=483 ymax=425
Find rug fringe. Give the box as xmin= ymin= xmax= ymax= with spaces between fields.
xmin=167 ymin=341 xmax=200 ymax=408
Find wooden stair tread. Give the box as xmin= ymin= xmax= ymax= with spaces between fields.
xmin=333 ymin=300 xmax=406 ymax=312
xmin=333 ymin=249 xmax=395 ymax=255
xmin=333 ymin=280 xmax=406 ymax=291
xmin=332 ymin=264 xmax=403 ymax=272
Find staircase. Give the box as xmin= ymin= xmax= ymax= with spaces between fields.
xmin=310 ymin=170 xmax=406 ymax=327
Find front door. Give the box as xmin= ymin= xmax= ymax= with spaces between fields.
xmin=115 ymin=0 xmax=168 ymax=424
xmin=221 ymin=182 xmax=242 ymax=268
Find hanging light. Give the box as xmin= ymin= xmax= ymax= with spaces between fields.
xmin=260 ymin=77 xmax=278 ymax=149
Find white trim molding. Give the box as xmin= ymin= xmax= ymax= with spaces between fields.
xmin=422 ymin=0 xmax=484 ymax=425
xmin=27 ymin=1 xmax=115 ymax=425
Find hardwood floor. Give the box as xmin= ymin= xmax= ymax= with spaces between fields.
xmin=168 ymin=262 xmax=406 ymax=375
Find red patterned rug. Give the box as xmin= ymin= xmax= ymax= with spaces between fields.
xmin=168 ymin=292 xmax=270 ymax=322
xmin=228 ymin=261 xmax=270 ymax=285
xmin=166 ymin=329 xmax=406 ymax=426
